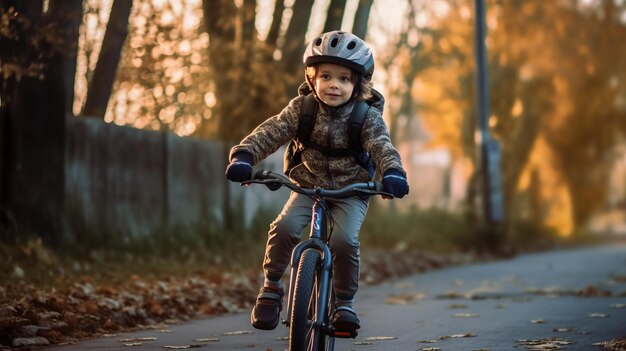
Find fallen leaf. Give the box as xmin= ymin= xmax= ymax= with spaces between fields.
xmin=437 ymin=291 xmax=465 ymax=299
xmin=420 ymin=348 xmax=441 ymax=351
xmin=454 ymin=313 xmax=479 ymax=318
xmin=516 ymin=337 xmax=573 ymax=350
xmin=588 ymin=313 xmax=608 ymax=318
xmin=386 ymin=292 xmax=427 ymax=305
xmin=276 ymin=336 xmax=288 ymax=340
xmin=528 ymin=344 xmax=563 ymax=350
xmin=193 ymin=338 xmax=219 ymax=342
xmin=123 ymin=342 xmax=142 ymax=347
xmin=439 ymin=333 xmax=476 ymax=339
xmin=363 ymin=336 xmax=398 ymax=341
xmin=163 ymin=345 xmax=203 ymax=349
xmin=578 ymin=285 xmax=612 ymax=297
xmin=418 ymin=339 xmax=438 ymax=343
xmin=596 ymin=338 xmax=626 ymax=350
xmin=120 ymin=337 xmax=157 ymax=342
xmin=353 ymin=341 xmax=373 ymax=345
xmin=222 ymin=330 xmax=253 ymax=335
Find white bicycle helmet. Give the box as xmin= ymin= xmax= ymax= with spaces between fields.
xmin=303 ymin=31 xmax=374 ymax=81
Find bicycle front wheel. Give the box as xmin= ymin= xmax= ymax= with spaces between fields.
xmin=289 ymin=248 xmax=323 ymax=351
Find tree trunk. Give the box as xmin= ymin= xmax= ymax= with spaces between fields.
xmin=352 ymin=0 xmax=374 ymax=39
xmin=49 ymin=0 xmax=83 ymax=114
xmin=242 ymin=0 xmax=256 ymax=42
xmin=266 ymin=0 xmax=285 ymax=48
xmin=0 ymin=0 xmax=82 ymax=245
xmin=201 ymin=0 xmax=237 ymax=140
xmin=323 ymin=0 xmax=347 ymax=32
xmin=82 ymin=0 xmax=133 ymax=119
xmin=201 ymin=0 xmax=242 ymax=230
xmin=282 ymin=0 xmax=315 ymax=95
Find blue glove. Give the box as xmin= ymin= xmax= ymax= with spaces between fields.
xmin=225 ymin=152 xmax=253 ymax=182
xmin=382 ymin=169 xmax=409 ymax=198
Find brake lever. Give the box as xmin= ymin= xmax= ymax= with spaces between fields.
xmin=241 ymin=179 xmax=283 ymax=191
xmin=240 ymin=179 xmax=262 ymax=186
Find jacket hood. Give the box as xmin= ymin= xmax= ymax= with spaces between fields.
xmin=298 ymin=81 xmax=313 ymax=96
xmin=369 ymin=87 xmax=385 ymax=115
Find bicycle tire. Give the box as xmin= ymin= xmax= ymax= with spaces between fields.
xmin=289 ymin=248 xmax=322 ymax=351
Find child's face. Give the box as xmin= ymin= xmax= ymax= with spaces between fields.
xmin=314 ymin=63 xmax=355 ymax=107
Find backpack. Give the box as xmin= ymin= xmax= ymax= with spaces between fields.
xmin=283 ymin=94 xmax=376 ymax=178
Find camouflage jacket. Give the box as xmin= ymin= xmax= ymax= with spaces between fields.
xmin=229 ymin=84 xmax=406 ymax=190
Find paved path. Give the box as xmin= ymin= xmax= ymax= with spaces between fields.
xmin=52 ymin=244 xmax=626 ymax=350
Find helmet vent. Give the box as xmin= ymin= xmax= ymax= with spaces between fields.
xmin=315 ymin=38 xmax=322 ymax=46
xmin=347 ymin=41 xmax=356 ymax=50
xmin=330 ymin=38 xmax=338 ymax=47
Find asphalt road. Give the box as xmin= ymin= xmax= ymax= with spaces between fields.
xmin=52 ymin=243 xmax=626 ymax=350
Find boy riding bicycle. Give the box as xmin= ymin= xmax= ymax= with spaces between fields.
xmin=225 ymin=31 xmax=409 ymax=332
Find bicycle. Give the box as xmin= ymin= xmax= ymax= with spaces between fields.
xmin=242 ymin=169 xmax=393 ymax=351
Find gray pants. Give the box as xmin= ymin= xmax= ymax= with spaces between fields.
xmin=263 ymin=192 xmax=369 ymax=300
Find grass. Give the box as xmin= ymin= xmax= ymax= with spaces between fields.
xmin=359 ymin=201 xmax=599 ymax=256
xmin=360 ymin=204 xmax=477 ymax=252
xmin=0 ymin=214 xmax=270 ymax=292
xmin=1 ymin=202 xmax=600 ymax=293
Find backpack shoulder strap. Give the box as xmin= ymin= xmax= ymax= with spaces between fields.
xmin=347 ymin=100 xmax=371 ymax=153
xmin=296 ymin=95 xmax=370 ymax=157
xmin=296 ymin=94 xmax=318 ymax=143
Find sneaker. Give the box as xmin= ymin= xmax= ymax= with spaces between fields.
xmin=250 ymin=286 xmax=284 ymax=330
xmin=331 ymin=305 xmax=361 ymax=331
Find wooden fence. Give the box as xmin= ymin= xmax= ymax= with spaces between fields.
xmin=64 ymin=117 xmax=287 ymax=240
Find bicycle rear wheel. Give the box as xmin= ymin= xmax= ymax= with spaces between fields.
xmin=289 ymin=248 xmax=323 ymax=351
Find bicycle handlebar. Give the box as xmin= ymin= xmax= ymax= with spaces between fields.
xmin=241 ymin=169 xmax=394 ymax=199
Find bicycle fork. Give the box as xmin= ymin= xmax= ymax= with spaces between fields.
xmin=284 ymin=200 xmax=333 ymax=327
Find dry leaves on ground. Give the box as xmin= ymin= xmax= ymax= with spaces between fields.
xmin=0 ymin=249 xmax=473 ymax=348
xmin=516 ymin=337 xmax=573 ymax=350
xmin=594 ymin=339 xmax=626 ymax=351
xmin=0 ymin=272 xmax=260 ymax=348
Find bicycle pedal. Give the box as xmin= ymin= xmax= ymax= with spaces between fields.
xmin=331 ymin=330 xmax=358 ymax=338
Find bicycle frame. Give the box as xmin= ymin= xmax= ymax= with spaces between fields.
xmin=242 ymin=170 xmax=391 ymax=349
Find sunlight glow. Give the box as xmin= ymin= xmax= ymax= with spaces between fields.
xmin=518 ymin=137 xmax=575 ymax=236
xmin=511 ymin=99 xmax=524 ymax=117
xmin=204 ymin=92 xmax=216 ymax=108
